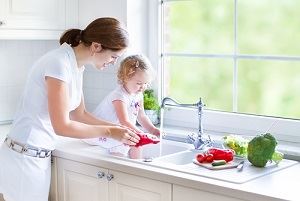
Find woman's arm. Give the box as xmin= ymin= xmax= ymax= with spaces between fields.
xmin=46 ymin=77 xmax=139 ymax=144
xmin=113 ymin=100 xmax=144 ymax=133
xmin=137 ymin=101 xmax=160 ymax=136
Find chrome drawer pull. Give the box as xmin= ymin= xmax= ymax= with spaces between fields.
xmin=97 ymin=171 xmax=105 ymax=179
xmin=106 ymin=173 xmax=114 ymax=181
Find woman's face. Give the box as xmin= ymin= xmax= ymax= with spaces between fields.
xmin=90 ymin=43 xmax=125 ymax=70
xmin=124 ymin=70 xmax=151 ymax=95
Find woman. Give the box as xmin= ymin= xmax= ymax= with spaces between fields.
xmin=0 ymin=17 xmax=139 ymax=201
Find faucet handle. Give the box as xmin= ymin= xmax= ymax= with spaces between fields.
xmin=187 ymin=133 xmax=214 ymax=150
xmin=187 ymin=133 xmax=206 ymax=149
xmin=186 ymin=133 xmax=196 ymax=144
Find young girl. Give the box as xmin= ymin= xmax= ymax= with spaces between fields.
xmin=84 ymin=55 xmax=160 ymax=158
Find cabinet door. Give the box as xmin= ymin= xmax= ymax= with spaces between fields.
xmin=173 ymin=185 xmax=245 ymax=201
xmin=109 ymin=170 xmax=171 ymax=201
xmin=49 ymin=157 xmax=58 ymax=201
xmin=0 ymin=0 xmax=65 ymax=30
xmin=0 ymin=0 xmax=78 ymax=39
xmin=57 ymin=158 xmax=109 ymax=201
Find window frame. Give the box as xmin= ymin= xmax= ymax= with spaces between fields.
xmin=148 ymin=0 xmax=300 ymax=143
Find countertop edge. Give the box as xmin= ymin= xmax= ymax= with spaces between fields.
xmin=53 ymin=138 xmax=298 ymax=201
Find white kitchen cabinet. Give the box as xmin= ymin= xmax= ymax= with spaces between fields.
xmin=56 ymin=158 xmax=171 ymax=201
xmin=57 ymin=158 xmax=108 ymax=201
xmin=0 ymin=0 xmax=78 ymax=39
xmin=109 ymin=170 xmax=171 ymax=201
xmin=49 ymin=157 xmax=58 ymax=201
xmin=173 ymin=184 xmax=245 ymax=201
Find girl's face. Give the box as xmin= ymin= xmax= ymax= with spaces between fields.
xmin=124 ymin=70 xmax=151 ymax=95
xmin=90 ymin=43 xmax=125 ymax=70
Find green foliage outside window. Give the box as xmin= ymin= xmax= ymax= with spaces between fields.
xmin=162 ymin=0 xmax=300 ymax=119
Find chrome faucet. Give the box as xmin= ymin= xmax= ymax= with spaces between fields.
xmin=161 ymin=97 xmax=212 ymax=149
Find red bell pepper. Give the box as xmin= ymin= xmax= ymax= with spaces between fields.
xmin=135 ymin=133 xmax=160 ymax=147
xmin=207 ymin=148 xmax=234 ymax=162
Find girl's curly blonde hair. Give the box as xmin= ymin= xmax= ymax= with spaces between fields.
xmin=117 ymin=54 xmax=155 ymax=85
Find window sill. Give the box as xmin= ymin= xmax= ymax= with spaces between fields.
xmin=161 ymin=125 xmax=300 ymax=162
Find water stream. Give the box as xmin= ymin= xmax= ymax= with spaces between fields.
xmin=159 ymin=108 xmax=165 ymax=157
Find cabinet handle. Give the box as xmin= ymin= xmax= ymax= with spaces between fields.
xmin=0 ymin=21 xmax=5 ymax=26
xmin=106 ymin=173 xmax=114 ymax=181
xmin=97 ymin=171 xmax=105 ymax=179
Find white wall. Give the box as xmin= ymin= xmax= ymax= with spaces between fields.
xmin=0 ymin=0 xmax=151 ymax=121
xmin=78 ymin=0 xmax=128 ymax=112
xmin=0 ymin=40 xmax=59 ymax=122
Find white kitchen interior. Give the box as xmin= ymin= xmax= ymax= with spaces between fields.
xmin=1 ymin=0 xmax=300 ymax=201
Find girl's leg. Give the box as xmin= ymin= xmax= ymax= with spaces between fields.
xmin=128 ymin=147 xmax=142 ymax=159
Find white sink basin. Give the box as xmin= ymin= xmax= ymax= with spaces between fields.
xmin=141 ymin=139 xmax=194 ymax=159
xmin=154 ymin=149 xmax=203 ymax=165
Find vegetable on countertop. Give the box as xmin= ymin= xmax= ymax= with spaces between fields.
xmin=247 ymin=133 xmax=284 ymax=167
xmin=196 ymin=148 xmax=234 ymax=164
xmin=196 ymin=153 xmax=214 ymax=163
xmin=212 ymin=160 xmax=227 ymax=166
xmin=196 ymin=153 xmax=207 ymax=163
xmin=223 ymin=134 xmax=249 ymax=157
xmin=207 ymin=148 xmax=234 ymax=162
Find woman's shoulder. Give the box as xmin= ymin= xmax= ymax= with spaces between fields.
xmin=49 ymin=43 xmax=73 ymax=62
xmin=39 ymin=44 xmax=77 ymax=73
xmin=35 ymin=45 xmax=69 ymax=66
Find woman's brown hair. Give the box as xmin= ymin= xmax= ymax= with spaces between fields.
xmin=59 ymin=17 xmax=129 ymax=51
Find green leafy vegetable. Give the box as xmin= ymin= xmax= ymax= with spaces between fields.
xmin=223 ymin=134 xmax=248 ymax=157
xmin=247 ymin=133 xmax=283 ymax=167
xmin=272 ymin=151 xmax=284 ymax=164
xmin=143 ymin=89 xmax=160 ymax=111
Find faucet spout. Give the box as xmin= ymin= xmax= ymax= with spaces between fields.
xmin=161 ymin=97 xmax=196 ymax=109
xmin=196 ymin=98 xmax=204 ymax=135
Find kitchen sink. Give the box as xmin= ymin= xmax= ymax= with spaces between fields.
xmin=141 ymin=139 xmax=194 ymax=159
xmin=153 ymin=149 xmax=203 ymax=165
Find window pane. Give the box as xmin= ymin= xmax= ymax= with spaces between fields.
xmin=238 ymin=60 xmax=300 ymax=118
xmin=238 ymin=0 xmax=300 ymax=55
xmin=164 ymin=0 xmax=234 ymax=54
xmin=164 ymin=57 xmax=233 ymax=111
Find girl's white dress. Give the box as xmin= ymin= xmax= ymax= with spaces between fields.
xmin=83 ymin=85 xmax=143 ymax=155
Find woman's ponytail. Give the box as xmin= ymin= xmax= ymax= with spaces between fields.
xmin=59 ymin=29 xmax=82 ymax=47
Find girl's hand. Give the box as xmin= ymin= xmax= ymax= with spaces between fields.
xmin=109 ymin=126 xmax=140 ymax=146
xmin=151 ymin=127 xmax=161 ymax=137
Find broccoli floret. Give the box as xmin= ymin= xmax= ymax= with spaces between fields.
xmin=247 ymin=133 xmax=282 ymax=167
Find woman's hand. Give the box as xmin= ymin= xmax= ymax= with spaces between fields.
xmin=109 ymin=126 xmax=140 ymax=146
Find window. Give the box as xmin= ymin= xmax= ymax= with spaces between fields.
xmin=161 ymin=0 xmax=300 ymax=119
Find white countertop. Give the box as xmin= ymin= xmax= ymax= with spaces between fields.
xmin=53 ymin=137 xmax=300 ymax=201
xmin=1 ymin=124 xmax=299 ymax=200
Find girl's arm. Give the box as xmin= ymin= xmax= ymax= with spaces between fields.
xmin=137 ymin=100 xmax=160 ymax=136
xmin=46 ymin=77 xmax=139 ymax=145
xmin=112 ymin=100 xmax=144 ymax=133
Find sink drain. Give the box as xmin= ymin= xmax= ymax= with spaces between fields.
xmin=143 ymin=157 xmax=153 ymax=162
